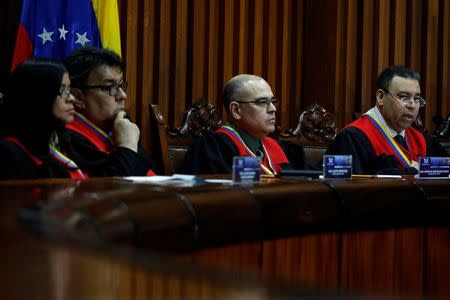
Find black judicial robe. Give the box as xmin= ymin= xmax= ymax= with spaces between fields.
xmin=326 ymin=126 xmax=448 ymax=175
xmin=67 ymin=131 xmax=152 ymax=177
xmin=0 ymin=140 xmax=71 ymax=180
xmin=181 ymin=132 xmax=292 ymax=175
xmin=66 ymin=112 xmax=153 ymax=177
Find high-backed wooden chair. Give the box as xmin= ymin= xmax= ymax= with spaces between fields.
xmin=149 ymin=103 xmax=223 ymax=175
xmin=276 ymin=104 xmax=337 ymax=169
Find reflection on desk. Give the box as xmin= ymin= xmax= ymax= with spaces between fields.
xmin=2 ymin=177 xmax=450 ymax=298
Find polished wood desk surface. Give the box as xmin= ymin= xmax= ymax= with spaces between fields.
xmin=0 ymin=177 xmax=352 ymax=300
xmin=1 ymin=176 xmax=450 ymax=299
xmin=1 ymin=176 xmax=450 ymax=247
xmin=2 ymin=176 xmax=448 ymax=241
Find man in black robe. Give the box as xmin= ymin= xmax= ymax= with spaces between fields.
xmin=326 ymin=65 xmax=448 ymax=175
xmin=64 ymin=47 xmax=154 ymax=176
xmin=182 ymin=74 xmax=292 ymax=175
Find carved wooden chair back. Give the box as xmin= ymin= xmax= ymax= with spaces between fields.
xmin=276 ymin=104 xmax=337 ymax=169
xmin=149 ymin=103 xmax=223 ymax=175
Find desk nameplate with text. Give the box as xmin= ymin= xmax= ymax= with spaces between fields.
xmin=323 ymin=155 xmax=352 ymax=179
xmin=418 ymin=157 xmax=450 ymax=178
xmin=232 ymin=156 xmax=261 ymax=184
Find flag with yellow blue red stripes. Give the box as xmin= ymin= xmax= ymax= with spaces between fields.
xmin=11 ymin=0 xmax=121 ymax=70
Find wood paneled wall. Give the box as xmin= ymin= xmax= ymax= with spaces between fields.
xmin=1 ymin=0 xmax=450 ymax=156
xmin=118 ymin=0 xmax=307 ymax=154
xmin=117 ymin=0 xmax=450 ymax=155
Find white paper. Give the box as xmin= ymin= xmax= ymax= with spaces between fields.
xmin=122 ymin=174 xmax=196 ymax=183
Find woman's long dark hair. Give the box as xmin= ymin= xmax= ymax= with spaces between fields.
xmin=1 ymin=60 xmax=68 ymax=158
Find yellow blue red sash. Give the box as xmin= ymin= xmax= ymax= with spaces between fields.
xmin=364 ymin=112 xmax=412 ymax=168
xmin=67 ymin=112 xmax=113 ymax=153
xmin=2 ymin=136 xmax=87 ymax=179
xmin=218 ymin=125 xmax=277 ymax=175
xmin=49 ymin=145 xmax=87 ymax=179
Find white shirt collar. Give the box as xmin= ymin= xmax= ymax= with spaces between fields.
xmin=364 ymin=106 xmax=405 ymax=138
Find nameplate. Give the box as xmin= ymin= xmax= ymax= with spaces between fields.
xmin=418 ymin=157 xmax=450 ymax=178
xmin=323 ymin=155 xmax=352 ymax=179
xmin=232 ymin=156 xmax=261 ymax=184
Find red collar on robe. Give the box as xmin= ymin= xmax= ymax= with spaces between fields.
xmin=66 ymin=112 xmax=113 ymax=154
xmin=348 ymin=115 xmax=426 ymax=168
xmin=216 ymin=125 xmax=289 ymax=175
xmin=3 ymin=136 xmax=87 ymax=179
xmin=66 ymin=113 xmax=155 ymax=176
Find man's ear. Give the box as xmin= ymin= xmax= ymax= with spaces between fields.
xmin=229 ymin=102 xmax=242 ymax=120
xmin=71 ymin=88 xmax=86 ymax=110
xmin=376 ymin=89 xmax=384 ymax=106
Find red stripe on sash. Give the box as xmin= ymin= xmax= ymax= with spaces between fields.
xmin=216 ymin=128 xmax=289 ymax=173
xmin=348 ymin=116 xmax=427 ymax=167
xmin=67 ymin=114 xmax=112 ymax=154
xmin=67 ymin=169 xmax=88 ymax=179
xmin=2 ymin=137 xmax=87 ymax=179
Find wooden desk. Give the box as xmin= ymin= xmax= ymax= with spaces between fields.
xmin=1 ymin=177 xmax=450 ymax=298
xmin=0 ymin=178 xmax=347 ymax=300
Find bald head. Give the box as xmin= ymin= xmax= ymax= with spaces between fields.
xmin=222 ymin=74 xmax=276 ymax=139
xmin=223 ymin=74 xmax=269 ymax=113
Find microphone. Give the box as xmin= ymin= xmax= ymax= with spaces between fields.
xmin=433 ymin=115 xmax=444 ymax=126
xmin=439 ymin=114 xmax=450 ymax=137
xmin=433 ymin=115 xmax=444 ymax=135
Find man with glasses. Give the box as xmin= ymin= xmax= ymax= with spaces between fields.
xmin=64 ymin=47 xmax=154 ymax=176
xmin=326 ymin=65 xmax=447 ymax=174
xmin=182 ymin=74 xmax=292 ymax=174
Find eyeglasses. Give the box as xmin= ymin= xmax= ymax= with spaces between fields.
xmin=58 ymin=88 xmax=73 ymax=101
xmin=234 ymin=97 xmax=279 ymax=108
xmin=383 ymin=90 xmax=426 ymax=107
xmin=80 ymin=81 xmax=128 ymax=96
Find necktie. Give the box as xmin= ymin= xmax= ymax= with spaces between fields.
xmin=394 ymin=135 xmax=408 ymax=149
xmin=255 ymin=149 xmax=264 ymax=160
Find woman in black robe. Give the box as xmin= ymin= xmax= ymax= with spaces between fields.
xmin=0 ymin=60 xmax=87 ymax=180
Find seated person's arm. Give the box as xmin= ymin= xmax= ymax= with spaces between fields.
xmin=181 ymin=134 xmax=237 ymax=175
xmin=68 ymin=133 xmax=151 ymax=177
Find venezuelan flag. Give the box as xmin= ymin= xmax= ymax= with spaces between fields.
xmin=11 ymin=0 xmax=121 ymax=70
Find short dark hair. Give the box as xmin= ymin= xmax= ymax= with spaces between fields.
xmin=64 ymin=46 xmax=124 ymax=87
xmin=376 ymin=65 xmax=420 ymax=92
